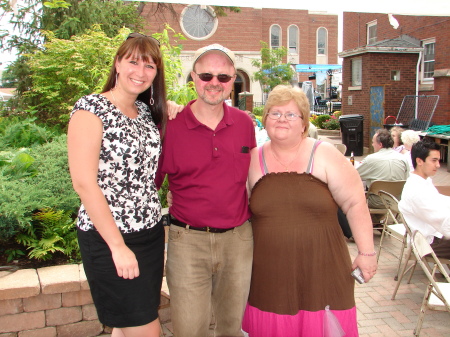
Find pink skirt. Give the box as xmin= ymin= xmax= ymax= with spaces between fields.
xmin=242 ymin=303 xmax=359 ymax=337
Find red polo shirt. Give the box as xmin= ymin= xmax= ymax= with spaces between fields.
xmin=156 ymin=100 xmax=256 ymax=229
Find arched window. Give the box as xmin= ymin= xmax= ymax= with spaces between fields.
xmin=270 ymin=25 xmax=281 ymax=49
xmin=317 ymin=27 xmax=327 ymax=55
xmin=288 ymin=25 xmax=299 ymax=54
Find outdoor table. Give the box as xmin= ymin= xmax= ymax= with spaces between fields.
xmin=419 ymin=132 xmax=450 ymax=172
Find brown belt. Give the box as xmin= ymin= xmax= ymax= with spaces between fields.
xmin=170 ymin=215 xmax=238 ymax=233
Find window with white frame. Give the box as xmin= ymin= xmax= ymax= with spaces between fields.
xmin=317 ymin=27 xmax=327 ymax=55
xmin=288 ymin=25 xmax=299 ymax=54
xmin=422 ymin=39 xmax=435 ymax=81
xmin=180 ymin=5 xmax=218 ymax=40
xmin=270 ymin=25 xmax=281 ymax=49
xmin=367 ymin=20 xmax=377 ymax=45
xmin=351 ymin=58 xmax=362 ymax=87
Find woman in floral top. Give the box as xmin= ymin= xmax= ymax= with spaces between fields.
xmin=68 ymin=33 xmax=173 ymax=337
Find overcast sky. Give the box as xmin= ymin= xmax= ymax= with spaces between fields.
xmin=0 ymin=12 xmax=16 ymax=71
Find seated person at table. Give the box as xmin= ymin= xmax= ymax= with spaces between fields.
xmin=399 ymin=141 xmax=450 ymax=259
xmin=401 ymin=130 xmax=420 ymax=172
xmin=357 ymin=129 xmax=409 ymax=210
xmin=390 ymin=126 xmax=405 ymax=153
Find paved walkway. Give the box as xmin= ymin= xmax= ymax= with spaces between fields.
xmin=160 ymin=232 xmax=450 ymax=337
xmin=158 ymin=134 xmax=450 ymax=337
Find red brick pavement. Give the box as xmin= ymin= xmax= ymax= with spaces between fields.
xmin=157 ymin=133 xmax=450 ymax=337
xmin=158 ymin=232 xmax=450 ymax=337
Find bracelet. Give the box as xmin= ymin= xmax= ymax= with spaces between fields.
xmin=358 ymin=250 xmax=377 ymax=256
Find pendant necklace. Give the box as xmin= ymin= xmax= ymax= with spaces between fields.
xmin=271 ymin=144 xmax=301 ymax=172
xmin=110 ymin=89 xmax=119 ymax=108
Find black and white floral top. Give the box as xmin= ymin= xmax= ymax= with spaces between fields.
xmin=72 ymin=94 xmax=162 ymax=233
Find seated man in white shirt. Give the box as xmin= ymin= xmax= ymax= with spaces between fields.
xmin=399 ymin=141 xmax=450 ymax=259
xmin=357 ymin=128 xmax=409 ymax=210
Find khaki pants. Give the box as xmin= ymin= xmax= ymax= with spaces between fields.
xmin=166 ymin=221 xmax=253 ymax=337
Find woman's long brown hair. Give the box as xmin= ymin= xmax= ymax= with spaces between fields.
xmin=102 ymin=34 xmax=168 ymax=137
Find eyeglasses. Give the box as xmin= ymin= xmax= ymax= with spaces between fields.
xmin=127 ymin=33 xmax=160 ymax=46
xmin=194 ymin=72 xmax=234 ymax=83
xmin=267 ymin=111 xmax=303 ymax=121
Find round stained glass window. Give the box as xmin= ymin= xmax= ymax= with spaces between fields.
xmin=180 ymin=5 xmax=218 ymax=40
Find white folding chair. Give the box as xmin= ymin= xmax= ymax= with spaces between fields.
xmin=377 ymin=190 xmax=409 ymax=279
xmin=334 ymin=143 xmax=347 ymax=155
xmin=410 ymin=231 xmax=450 ymax=336
xmin=389 ymin=205 xmax=450 ymax=300
xmin=366 ymin=180 xmax=406 ymax=229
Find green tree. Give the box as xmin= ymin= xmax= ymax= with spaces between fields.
xmin=0 ymin=0 xmax=142 ymax=53
xmin=252 ymin=41 xmax=295 ymax=101
xmin=153 ymin=24 xmax=197 ymax=106
xmin=39 ymin=0 xmax=143 ymax=40
xmin=25 ymin=26 xmax=195 ymax=128
xmin=25 ymin=27 xmax=121 ymax=127
xmin=0 ymin=0 xmax=143 ymax=113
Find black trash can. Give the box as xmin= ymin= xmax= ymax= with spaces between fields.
xmin=339 ymin=114 xmax=364 ymax=156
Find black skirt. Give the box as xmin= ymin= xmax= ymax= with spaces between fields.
xmin=78 ymin=220 xmax=165 ymax=328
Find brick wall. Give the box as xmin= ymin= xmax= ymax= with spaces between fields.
xmin=141 ymin=4 xmax=339 ymax=96
xmin=433 ymin=76 xmax=450 ymax=125
xmin=142 ymin=5 xmax=338 ymax=61
xmin=342 ymin=12 xmax=450 ymax=150
xmin=142 ymin=5 xmax=264 ymax=52
xmin=343 ymin=12 xmax=450 ymax=53
xmin=0 ymin=265 xmax=170 ymax=337
xmin=342 ymin=53 xmax=419 ymax=150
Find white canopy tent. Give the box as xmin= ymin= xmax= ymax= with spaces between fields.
xmin=133 ymin=0 xmax=450 ymax=16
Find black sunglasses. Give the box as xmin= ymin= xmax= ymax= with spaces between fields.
xmin=127 ymin=33 xmax=160 ymax=46
xmin=194 ymin=72 xmax=234 ymax=83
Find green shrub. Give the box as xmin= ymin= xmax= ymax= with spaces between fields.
xmin=16 ymin=208 xmax=79 ymax=261
xmin=252 ymin=106 xmax=264 ymax=117
xmin=0 ymin=135 xmax=80 ymax=242
xmin=0 ymin=117 xmax=56 ymax=148
xmin=322 ymin=118 xmax=340 ymax=130
xmin=315 ymin=114 xmax=332 ymax=129
xmin=0 ymin=149 xmax=38 ymax=180
xmin=158 ymin=175 xmax=169 ymax=208
xmin=310 ymin=115 xmax=319 ymax=127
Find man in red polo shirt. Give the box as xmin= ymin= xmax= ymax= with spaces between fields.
xmin=156 ymin=44 xmax=256 ymax=337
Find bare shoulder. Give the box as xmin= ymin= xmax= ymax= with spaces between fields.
xmin=313 ymin=140 xmax=352 ymax=180
xmin=68 ymin=110 xmax=102 ymax=137
xmin=70 ymin=109 xmax=100 ymax=121
xmin=248 ymin=146 xmax=263 ymax=190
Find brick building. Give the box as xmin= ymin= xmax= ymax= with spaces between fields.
xmin=141 ymin=4 xmax=339 ymax=106
xmin=339 ymin=12 xmax=450 ymax=150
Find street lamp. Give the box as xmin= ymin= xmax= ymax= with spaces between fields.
xmin=327 ymin=69 xmax=333 ymax=113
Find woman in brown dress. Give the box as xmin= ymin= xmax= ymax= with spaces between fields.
xmin=242 ymin=85 xmax=377 ymax=337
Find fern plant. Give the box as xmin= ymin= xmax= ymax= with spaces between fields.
xmin=0 ymin=117 xmax=55 ymax=148
xmin=15 ymin=208 xmax=79 ymax=261
xmin=0 ymin=149 xmax=38 ymax=180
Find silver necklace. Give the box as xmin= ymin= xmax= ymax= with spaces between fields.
xmin=110 ymin=89 xmax=137 ymax=117
xmin=271 ymin=144 xmax=301 ymax=172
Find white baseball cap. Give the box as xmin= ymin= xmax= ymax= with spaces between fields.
xmin=193 ymin=44 xmax=235 ymax=67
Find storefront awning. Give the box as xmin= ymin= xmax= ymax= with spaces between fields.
xmin=295 ymin=64 xmax=342 ymax=73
